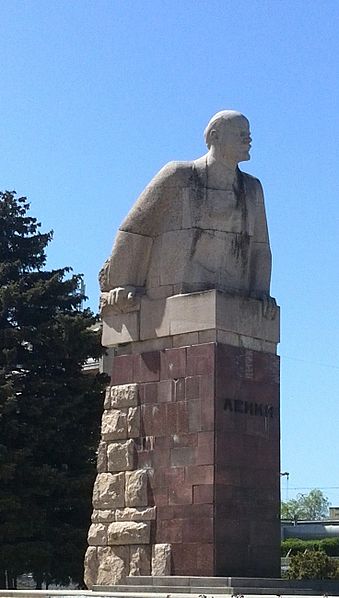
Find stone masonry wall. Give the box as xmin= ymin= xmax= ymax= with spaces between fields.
xmin=84 ymin=341 xmax=280 ymax=585
xmin=215 ymin=344 xmax=280 ymax=576
xmin=84 ymin=343 xmax=216 ymax=586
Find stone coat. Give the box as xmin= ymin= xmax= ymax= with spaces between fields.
xmin=100 ymin=158 xmax=272 ymax=299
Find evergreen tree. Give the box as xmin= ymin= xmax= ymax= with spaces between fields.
xmin=0 ymin=191 xmax=107 ymax=589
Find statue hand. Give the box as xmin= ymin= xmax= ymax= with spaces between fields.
xmin=262 ymin=295 xmax=278 ymax=320
xmin=100 ymin=286 xmax=138 ymax=313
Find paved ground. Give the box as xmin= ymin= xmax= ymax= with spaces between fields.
xmin=1 ymin=591 xmax=339 ymax=598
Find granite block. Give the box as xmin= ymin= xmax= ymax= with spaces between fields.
xmin=168 ymin=484 xmax=193 ymax=505
xmin=185 ymin=464 xmax=214 ymax=485
xmin=165 ymin=402 xmax=178 ymax=433
xmin=185 ymin=376 xmax=201 ymax=400
xmin=111 ymin=354 xmax=135 ymax=385
xmin=140 ymin=381 xmax=158 ymax=404
xmin=156 ymin=518 xmax=183 ymax=544
xmin=193 ymin=484 xmax=214 ymax=504
xmin=186 ymin=343 xmax=215 ymax=376
xmin=197 ymin=542 xmax=215 ymax=575
xmin=187 ymin=400 xmax=202 ymax=432
xmin=170 ymin=432 xmax=197 ymax=448
xmin=171 ymin=446 xmax=195 ymax=467
xmin=134 ymin=351 xmax=160 ymax=383
xmin=171 ymin=543 xmax=198 ymax=575
xmin=196 ymin=441 xmax=214 ymax=465
xmin=158 ymin=379 xmax=174 ymax=403
xmin=176 ymin=402 xmax=190 ymax=433
xmin=160 ymin=347 xmax=187 ymax=380
xmin=153 ymin=448 xmax=170 ymax=468
xmin=174 ymin=378 xmax=185 ymax=401
xmin=183 ymin=517 xmax=213 ymax=543
xmin=151 ymin=487 xmax=168 ymax=507
xmin=163 ymin=466 xmax=185 ymax=488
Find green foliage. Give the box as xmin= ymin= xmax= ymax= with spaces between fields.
xmin=319 ymin=538 xmax=339 ymax=556
xmin=287 ymin=550 xmax=338 ymax=580
xmin=282 ymin=537 xmax=339 ymax=557
xmin=0 ymin=191 xmax=108 ymax=588
xmin=281 ymin=489 xmax=330 ymax=521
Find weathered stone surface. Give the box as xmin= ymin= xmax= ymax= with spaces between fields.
xmin=172 ymin=331 xmax=199 ymax=348
xmin=151 ymin=543 xmax=172 ymax=576
xmin=107 ymin=439 xmax=135 ymax=472
xmin=140 ymin=296 xmax=168 ymax=340
xmin=130 ymin=336 xmax=173 ymax=354
xmin=129 ymin=545 xmax=151 ymax=576
xmin=108 ymin=521 xmax=150 ymax=545
xmin=92 ymin=509 xmax=116 ymax=523
xmin=104 ymin=387 xmax=111 ymax=410
xmin=87 ymin=523 xmax=108 ymax=546
xmin=92 ymin=472 xmax=125 ymax=509
xmin=101 ymin=409 xmax=127 ymax=440
xmin=125 ymin=469 xmax=148 ymax=507
xmin=100 ymin=230 xmax=153 ymax=292
xmin=100 ymin=111 xmax=276 ymax=323
xmin=96 ymin=546 xmax=129 ymax=586
xmin=109 ymin=383 xmax=139 ymax=408
xmin=84 ymin=546 xmax=98 ymax=589
xmin=140 ymin=291 xmax=279 ymax=345
xmin=115 ymin=506 xmax=156 ymax=521
xmin=102 ymin=309 xmax=139 ymax=346
xmin=96 ymin=441 xmax=107 ymax=473
xmin=127 ymin=406 xmax=140 ymax=438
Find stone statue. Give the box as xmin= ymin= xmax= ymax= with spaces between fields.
xmin=100 ymin=110 xmax=275 ymax=317
xmin=86 ymin=112 xmax=280 ymax=589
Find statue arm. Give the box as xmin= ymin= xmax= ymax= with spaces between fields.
xmin=99 ymin=230 xmax=153 ymax=292
xmin=99 ymin=162 xmax=180 ymax=309
xmin=249 ymin=180 xmax=272 ymax=299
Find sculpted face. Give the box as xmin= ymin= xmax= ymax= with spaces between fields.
xmin=218 ymin=116 xmax=252 ymax=163
xmin=207 ymin=112 xmax=252 ymax=165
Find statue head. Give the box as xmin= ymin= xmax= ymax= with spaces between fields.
xmin=204 ymin=110 xmax=251 ymax=164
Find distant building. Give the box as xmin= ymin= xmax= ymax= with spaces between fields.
xmin=82 ymin=357 xmax=100 ymax=375
xmin=329 ymin=507 xmax=339 ymax=520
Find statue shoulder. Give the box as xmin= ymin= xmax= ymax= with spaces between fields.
xmin=120 ymin=160 xmax=194 ymax=237
xmin=150 ymin=160 xmax=195 ymax=188
xmin=240 ymin=170 xmax=264 ymax=199
xmin=241 ymin=170 xmax=262 ymax=187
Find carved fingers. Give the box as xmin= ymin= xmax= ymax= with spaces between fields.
xmin=100 ymin=286 xmax=137 ymax=313
xmin=262 ymin=295 xmax=278 ymax=320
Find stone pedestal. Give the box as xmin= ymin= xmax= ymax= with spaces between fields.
xmin=85 ymin=291 xmax=280 ymax=586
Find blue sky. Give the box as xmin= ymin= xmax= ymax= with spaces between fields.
xmin=1 ymin=0 xmax=338 ymax=507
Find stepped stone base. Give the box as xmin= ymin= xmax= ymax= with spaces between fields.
xmin=94 ymin=575 xmax=339 ymax=595
xmin=2 ymin=578 xmax=339 ymax=598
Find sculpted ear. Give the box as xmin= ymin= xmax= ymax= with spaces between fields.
xmin=209 ymin=128 xmax=219 ymax=143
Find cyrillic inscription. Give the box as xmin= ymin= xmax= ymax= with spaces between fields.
xmin=224 ymin=398 xmax=274 ymax=418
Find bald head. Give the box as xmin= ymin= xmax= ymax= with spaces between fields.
xmin=204 ymin=110 xmax=251 ymax=165
xmin=204 ymin=110 xmax=248 ymax=147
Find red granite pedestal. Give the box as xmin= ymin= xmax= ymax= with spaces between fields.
xmin=110 ymin=341 xmax=280 ymax=577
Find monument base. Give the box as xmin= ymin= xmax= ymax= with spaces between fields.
xmin=111 ymin=341 xmax=279 ymax=577
xmin=85 ymin=292 xmax=280 ymax=586
xmin=94 ymin=575 xmax=339 ymax=596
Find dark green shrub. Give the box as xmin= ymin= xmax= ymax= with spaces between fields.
xmin=282 ymin=537 xmax=339 ymax=557
xmin=287 ymin=551 xmax=338 ymax=580
xmin=319 ymin=538 xmax=339 ymax=556
xmin=281 ymin=539 xmax=321 ymax=556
